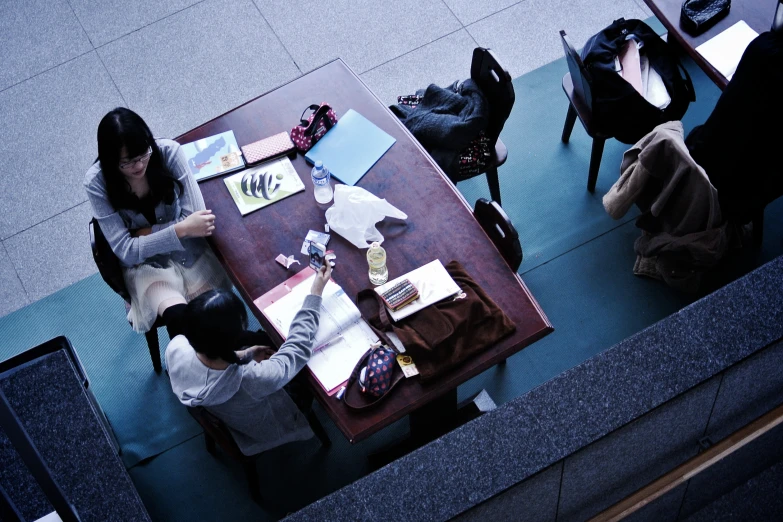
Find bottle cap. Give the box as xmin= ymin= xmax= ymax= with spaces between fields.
xmin=370 ymin=242 xmax=380 ymax=249
xmin=314 ymin=160 xmax=323 ymax=169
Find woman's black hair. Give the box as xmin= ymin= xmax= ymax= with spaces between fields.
xmin=183 ymin=289 xmax=251 ymax=365
xmin=97 ymin=107 xmax=182 ymax=210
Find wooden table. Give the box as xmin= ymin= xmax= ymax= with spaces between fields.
xmin=176 ymin=59 xmax=553 ymax=444
xmin=643 ymin=0 xmax=776 ymax=89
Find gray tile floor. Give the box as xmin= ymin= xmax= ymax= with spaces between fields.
xmin=0 ymin=0 xmax=653 ymax=318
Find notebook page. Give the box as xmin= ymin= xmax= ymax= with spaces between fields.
xmin=263 ymin=277 xmax=360 ymax=349
xmin=307 ymin=320 xmax=379 ymax=392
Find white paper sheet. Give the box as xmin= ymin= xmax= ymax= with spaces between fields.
xmin=696 ymin=20 xmax=759 ymax=81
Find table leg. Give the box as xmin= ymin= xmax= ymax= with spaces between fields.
xmin=368 ymin=389 xmax=496 ymax=469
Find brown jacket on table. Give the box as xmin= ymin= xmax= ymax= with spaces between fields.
xmin=359 ymin=260 xmax=516 ymax=381
xmin=603 ymin=121 xmax=732 ymax=292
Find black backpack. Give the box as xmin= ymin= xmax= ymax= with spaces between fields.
xmin=581 ymin=18 xmax=696 ymax=144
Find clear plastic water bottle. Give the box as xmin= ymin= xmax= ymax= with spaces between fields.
xmin=367 ymin=242 xmax=388 ymax=285
xmin=311 ymin=160 xmax=333 ymax=204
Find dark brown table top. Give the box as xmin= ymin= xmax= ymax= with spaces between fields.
xmin=176 ymin=59 xmax=553 ymax=443
xmin=643 ymin=0 xmax=777 ymax=89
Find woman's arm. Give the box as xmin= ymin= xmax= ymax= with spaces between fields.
xmin=240 ymin=265 xmax=332 ymax=398
xmin=150 ymin=139 xmax=206 ymax=233
xmin=240 ymin=294 xmax=322 ymax=398
xmin=85 ymin=170 xmax=186 ymax=267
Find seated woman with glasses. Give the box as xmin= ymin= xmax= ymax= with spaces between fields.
xmin=84 ymin=107 xmax=232 ymax=336
xmin=166 ymin=263 xmax=332 ymax=455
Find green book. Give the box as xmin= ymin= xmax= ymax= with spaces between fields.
xmin=223 ymin=157 xmax=304 ymax=216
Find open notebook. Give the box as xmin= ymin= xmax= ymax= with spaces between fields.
xmin=254 ymin=268 xmax=378 ymax=393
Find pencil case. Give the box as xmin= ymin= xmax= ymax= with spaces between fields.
xmin=380 ymin=279 xmax=419 ymax=311
xmin=240 ymin=132 xmax=296 ymax=165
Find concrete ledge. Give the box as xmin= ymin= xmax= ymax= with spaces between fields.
xmin=285 ymin=255 xmax=783 ymax=521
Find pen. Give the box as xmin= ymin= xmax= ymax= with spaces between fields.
xmin=319 ymin=335 xmax=343 ymax=350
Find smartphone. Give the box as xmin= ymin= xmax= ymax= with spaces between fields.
xmin=308 ymin=241 xmax=326 ymax=271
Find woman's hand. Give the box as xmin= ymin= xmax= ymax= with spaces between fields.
xmin=236 ymin=345 xmax=276 ymax=363
xmin=130 ymin=227 xmax=152 ymax=238
xmin=174 ymin=210 xmax=216 ymax=238
xmin=251 ymin=345 xmax=277 ymax=363
xmin=310 ymin=263 xmax=332 ymax=296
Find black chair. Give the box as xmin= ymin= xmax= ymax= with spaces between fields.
xmin=559 ymin=29 xmax=613 ymax=193
xmin=474 ymin=198 xmax=523 ymax=272
xmin=187 ymin=399 xmax=331 ymax=505
xmin=89 ymin=218 xmax=164 ymax=373
xmin=464 ymin=47 xmax=516 ymax=205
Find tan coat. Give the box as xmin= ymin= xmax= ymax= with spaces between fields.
xmin=603 ymin=121 xmax=732 ymax=291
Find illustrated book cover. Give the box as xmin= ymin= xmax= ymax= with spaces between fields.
xmin=223 ymin=157 xmax=304 ymax=216
xmin=181 ymin=130 xmax=246 ymax=182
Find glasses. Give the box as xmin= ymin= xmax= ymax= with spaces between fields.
xmin=119 ymin=147 xmax=153 ymax=170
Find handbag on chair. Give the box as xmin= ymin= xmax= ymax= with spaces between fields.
xmin=581 ymin=18 xmax=696 ymax=144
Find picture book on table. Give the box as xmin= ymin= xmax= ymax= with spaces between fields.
xmin=223 ymin=157 xmax=305 ymax=216
xmin=180 ymin=130 xmax=245 ymax=182
xmin=254 ymin=268 xmax=379 ymax=393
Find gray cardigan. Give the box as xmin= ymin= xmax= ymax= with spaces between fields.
xmin=83 ymin=138 xmax=206 ymax=268
xmin=165 ymin=294 xmax=323 ymax=455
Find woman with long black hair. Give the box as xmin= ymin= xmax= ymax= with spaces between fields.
xmin=166 ymin=264 xmax=332 ymax=454
xmin=84 ymin=107 xmax=232 ymax=335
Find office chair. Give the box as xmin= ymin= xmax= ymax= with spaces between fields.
xmin=559 ymin=29 xmax=614 ymax=193
xmin=187 ymin=401 xmax=331 ymax=505
xmin=474 ymin=198 xmax=523 ymax=272
xmin=462 ymin=47 xmax=516 ymax=205
xmin=89 ymin=218 xmax=164 ymax=373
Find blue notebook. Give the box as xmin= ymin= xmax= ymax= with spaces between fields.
xmin=305 ymin=109 xmax=396 ymax=185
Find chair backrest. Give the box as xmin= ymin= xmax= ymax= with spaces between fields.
xmin=474 ymin=198 xmax=523 ymax=271
xmin=470 ymin=47 xmax=515 ymax=146
xmin=187 ymin=406 xmax=246 ymax=460
xmin=89 ymin=218 xmax=130 ymax=302
xmin=560 ymin=30 xmax=593 ymax=111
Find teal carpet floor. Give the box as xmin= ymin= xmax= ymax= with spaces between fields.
xmin=3 ymin=18 xmax=783 ymax=520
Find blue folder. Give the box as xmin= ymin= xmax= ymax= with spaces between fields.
xmin=305 ymin=109 xmax=396 ymax=185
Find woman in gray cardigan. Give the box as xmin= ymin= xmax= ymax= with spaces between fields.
xmin=84 ymin=108 xmax=231 ymax=334
xmin=166 ymin=263 xmax=331 ymax=455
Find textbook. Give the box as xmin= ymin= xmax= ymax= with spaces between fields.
xmin=181 ymin=130 xmax=245 ymax=182
xmin=254 ymin=268 xmax=379 ymax=393
xmin=304 ymin=109 xmax=396 ymax=185
xmin=223 ymin=157 xmax=304 ymax=216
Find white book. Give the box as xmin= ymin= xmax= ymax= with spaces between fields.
xmin=696 ymin=20 xmax=759 ymax=81
xmin=373 ymin=259 xmax=461 ymax=321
